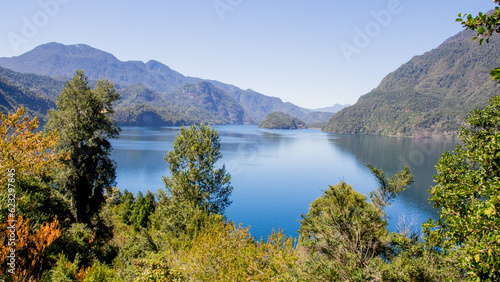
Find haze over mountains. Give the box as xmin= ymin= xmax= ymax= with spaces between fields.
xmin=2 ymin=26 xmax=495 ymax=137
xmin=323 ymin=29 xmax=500 ymax=138
xmin=0 ymin=42 xmax=343 ymax=126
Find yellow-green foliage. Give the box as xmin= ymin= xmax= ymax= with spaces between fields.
xmin=0 ymin=107 xmax=67 ymax=186
xmin=169 ymin=219 xmax=298 ymax=281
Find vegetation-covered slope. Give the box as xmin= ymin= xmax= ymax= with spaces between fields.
xmin=0 ymin=67 xmax=57 ymax=121
xmin=114 ymin=81 xmax=252 ymax=126
xmin=259 ymin=111 xmax=307 ymax=129
xmin=323 ymin=29 xmax=500 ymax=138
xmin=165 ymin=81 xmax=253 ymax=125
xmin=0 ymin=42 xmax=310 ymax=123
xmin=302 ymin=111 xmax=335 ymax=128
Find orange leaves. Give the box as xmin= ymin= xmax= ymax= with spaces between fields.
xmin=0 ymin=107 xmax=68 ymax=185
xmin=0 ymin=216 xmax=61 ymax=281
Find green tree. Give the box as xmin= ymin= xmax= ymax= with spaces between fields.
xmin=120 ymin=190 xmax=156 ymax=230
xmin=426 ymin=95 xmax=500 ymax=280
xmin=0 ymin=107 xmax=72 ymax=228
xmin=131 ymin=190 xmax=155 ymax=230
xmin=163 ymin=123 xmax=232 ymax=215
xmin=422 ymin=3 xmax=500 ymax=280
xmin=298 ymin=165 xmax=413 ymax=280
xmin=46 ymin=70 xmax=120 ymax=226
xmin=457 ymin=1 xmax=500 ymax=83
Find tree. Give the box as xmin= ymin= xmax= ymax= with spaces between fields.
xmin=120 ymin=190 xmax=156 ymax=230
xmin=169 ymin=220 xmax=297 ymax=281
xmin=298 ymin=165 xmax=413 ymax=280
xmin=423 ymin=4 xmax=500 ymax=280
xmin=457 ymin=2 xmax=500 ymax=83
xmin=0 ymin=107 xmax=66 ymax=186
xmin=163 ymin=123 xmax=232 ymax=215
xmin=427 ymin=95 xmax=500 ymax=280
xmin=0 ymin=107 xmax=71 ymax=226
xmin=46 ymin=70 xmax=120 ymax=226
xmin=0 ymin=216 xmax=60 ymax=281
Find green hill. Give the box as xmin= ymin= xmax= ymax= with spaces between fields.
xmin=259 ymin=111 xmax=307 ymax=129
xmin=323 ymin=29 xmax=500 ymax=138
xmin=0 ymin=66 xmax=58 ymax=122
xmin=302 ymin=111 xmax=335 ymax=128
xmin=165 ymin=81 xmax=252 ymax=125
xmin=112 ymin=81 xmax=253 ymax=126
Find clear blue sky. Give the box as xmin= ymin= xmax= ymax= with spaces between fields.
xmin=0 ymin=0 xmax=496 ymax=108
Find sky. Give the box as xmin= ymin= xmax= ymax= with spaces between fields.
xmin=0 ymin=0 xmax=497 ymax=109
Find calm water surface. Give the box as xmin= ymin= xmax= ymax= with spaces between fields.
xmin=110 ymin=125 xmax=456 ymax=240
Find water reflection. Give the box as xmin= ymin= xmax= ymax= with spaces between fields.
xmin=328 ymin=134 xmax=456 ymax=230
xmin=110 ymin=126 xmax=458 ymax=239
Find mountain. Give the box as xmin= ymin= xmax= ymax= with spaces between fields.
xmin=0 ymin=66 xmax=65 ymax=101
xmin=0 ymin=66 xmax=58 ymax=122
xmin=0 ymin=64 xmax=251 ymax=126
xmin=0 ymin=43 xmax=199 ymax=93
xmin=258 ymin=111 xmax=307 ymax=129
xmin=323 ymin=29 xmax=500 ymax=138
xmin=114 ymin=81 xmax=251 ymax=126
xmin=301 ymin=111 xmax=335 ymax=128
xmin=164 ymin=81 xmax=252 ymax=125
xmin=205 ymin=80 xmax=310 ymax=121
xmin=0 ymin=42 xmax=309 ymax=123
xmin=313 ymin=104 xmax=350 ymax=113
xmin=117 ymin=84 xmax=167 ymax=108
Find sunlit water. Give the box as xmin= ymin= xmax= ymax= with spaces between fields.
xmin=110 ymin=125 xmax=456 ymax=240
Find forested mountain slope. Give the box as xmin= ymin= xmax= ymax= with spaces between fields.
xmin=0 ymin=42 xmax=309 ymax=124
xmin=323 ymin=29 xmax=500 ymax=138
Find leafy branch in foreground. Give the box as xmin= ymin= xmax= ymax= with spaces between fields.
xmin=298 ymin=165 xmax=413 ymax=280
xmin=457 ymin=2 xmax=500 ymax=83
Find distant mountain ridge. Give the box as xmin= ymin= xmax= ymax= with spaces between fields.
xmin=0 ymin=42 xmax=310 ymax=124
xmin=0 ymin=43 xmax=199 ymax=93
xmin=323 ymin=29 xmax=500 ymax=138
xmin=313 ymin=104 xmax=350 ymax=113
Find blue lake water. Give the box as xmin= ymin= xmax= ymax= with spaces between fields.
xmin=110 ymin=125 xmax=456 ymax=240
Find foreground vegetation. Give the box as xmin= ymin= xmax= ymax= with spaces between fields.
xmin=1 ymin=68 xmax=500 ymax=280
xmin=1 ymin=3 xmax=500 ymax=281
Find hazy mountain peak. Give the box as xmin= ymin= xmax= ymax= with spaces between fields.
xmin=145 ymin=60 xmax=172 ymax=72
xmin=313 ymin=104 xmax=350 ymax=113
xmin=0 ymin=42 xmax=310 ymax=123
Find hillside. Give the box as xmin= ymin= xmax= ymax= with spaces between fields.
xmin=302 ymin=111 xmax=335 ymax=128
xmin=323 ymin=29 xmax=500 ymax=138
xmin=206 ymin=80 xmax=309 ymax=121
xmin=0 ymin=42 xmax=309 ymax=123
xmin=258 ymin=111 xmax=307 ymax=129
xmin=108 ymin=81 xmax=252 ymax=126
xmin=0 ymin=66 xmax=58 ymax=122
xmin=0 ymin=64 xmax=254 ymax=126
xmin=165 ymin=81 xmax=252 ymax=125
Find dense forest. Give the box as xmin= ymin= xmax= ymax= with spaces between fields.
xmin=2 ymin=4 xmax=500 ymax=281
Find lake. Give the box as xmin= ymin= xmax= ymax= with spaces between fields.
xmin=110 ymin=125 xmax=456 ymax=240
